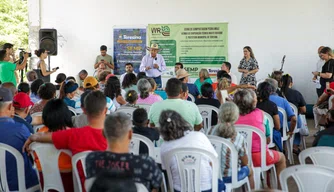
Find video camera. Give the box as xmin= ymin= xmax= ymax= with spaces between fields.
xmin=18 ymin=48 xmax=31 ymax=64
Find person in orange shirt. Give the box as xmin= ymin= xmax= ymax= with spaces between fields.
xmin=35 ymin=99 xmax=74 ymax=191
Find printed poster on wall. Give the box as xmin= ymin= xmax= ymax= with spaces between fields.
xmin=113 ymin=27 xmax=147 ymax=75
xmin=148 ymin=23 xmax=228 ymax=77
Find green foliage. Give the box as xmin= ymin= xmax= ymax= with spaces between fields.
xmin=0 ymin=0 xmax=28 ymax=49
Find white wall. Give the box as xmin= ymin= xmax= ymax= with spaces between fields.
xmin=36 ymin=0 xmax=334 ymax=104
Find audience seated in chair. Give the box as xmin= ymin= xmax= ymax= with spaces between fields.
xmin=233 ymin=89 xmax=286 ymax=189
xmin=30 ymin=78 xmax=44 ymax=103
xmin=34 ymin=99 xmax=74 ymax=191
xmin=30 ymin=83 xmax=56 ymax=114
xmin=104 ymin=76 xmax=126 ymax=109
xmin=148 ymin=78 xmax=203 ymax=131
xmin=17 ymin=82 xmax=30 ymax=95
xmin=180 ymin=83 xmax=189 ymax=100
xmin=313 ymin=109 xmax=334 ymax=147
xmin=132 ymin=108 xmax=160 ymax=154
xmin=211 ymin=102 xmax=255 ymax=189
xmin=122 ymin=73 xmax=138 ymax=93
xmin=159 ymin=110 xmax=225 ymax=192
xmin=194 ymin=68 xmax=213 ymax=96
xmin=59 ymin=80 xmax=79 ymax=109
xmin=147 ymin=78 xmax=162 ymax=98
xmin=85 ymin=112 xmax=162 ymax=192
xmin=26 ymin=70 xmax=38 ymax=86
xmin=123 ymin=90 xmax=139 ymax=108
xmin=176 ymin=69 xmax=200 ymax=100
xmin=98 ymin=70 xmax=111 ymax=92
xmin=0 ymin=87 xmax=39 ymax=191
xmin=137 ymin=78 xmax=162 ymax=105
xmin=24 ymin=91 xmax=109 ymax=191
xmin=72 ymin=91 xmax=90 ymax=127
xmin=12 ymin=92 xmax=34 ymax=134
xmin=195 ymin=82 xmax=220 ymax=126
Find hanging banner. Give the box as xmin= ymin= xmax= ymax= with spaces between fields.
xmin=113 ymin=27 xmax=147 ymax=75
xmin=148 ymin=23 xmax=228 ymax=77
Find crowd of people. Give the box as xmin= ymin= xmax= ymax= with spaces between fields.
xmin=0 ymin=42 xmax=333 ymax=192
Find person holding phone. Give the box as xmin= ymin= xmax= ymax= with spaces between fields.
xmin=94 ymin=45 xmax=114 ymax=73
xmin=139 ymin=43 xmax=166 ymax=88
xmin=34 ymin=49 xmax=58 ymax=82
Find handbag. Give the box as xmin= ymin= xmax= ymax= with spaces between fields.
xmin=299 ymin=114 xmax=310 ymax=136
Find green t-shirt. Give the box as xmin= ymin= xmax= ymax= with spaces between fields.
xmin=148 ymin=99 xmax=203 ymax=129
xmin=0 ymin=61 xmax=17 ymax=86
xmin=95 ymin=54 xmax=113 ymax=71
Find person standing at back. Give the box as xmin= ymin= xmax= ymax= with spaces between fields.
xmin=94 ymin=45 xmax=114 ymax=73
xmin=34 ymin=48 xmax=58 ymax=82
xmin=238 ymin=46 xmax=259 ymax=86
xmin=313 ymin=46 xmax=325 ymax=97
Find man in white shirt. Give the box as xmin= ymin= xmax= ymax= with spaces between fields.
xmin=139 ymin=44 xmax=166 ymax=88
xmin=221 ymin=61 xmax=238 ymax=85
xmin=119 ymin=63 xmax=137 ymax=84
xmin=313 ymin=46 xmax=325 ymax=97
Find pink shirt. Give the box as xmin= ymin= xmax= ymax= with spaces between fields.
xmin=137 ymin=93 xmax=162 ymax=105
xmin=235 ymin=108 xmax=265 ymax=153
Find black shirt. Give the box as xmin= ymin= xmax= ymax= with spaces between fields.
xmin=132 ymin=126 xmax=160 ymax=154
xmin=195 ymin=98 xmax=221 ymax=125
xmin=282 ymin=88 xmax=306 ymax=108
xmin=85 ymin=151 xmax=162 ymax=190
xmin=256 ymin=99 xmax=279 ymax=117
xmin=320 ymin=59 xmax=334 ymax=87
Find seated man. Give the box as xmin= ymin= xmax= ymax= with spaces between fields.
xmin=176 ymin=69 xmax=200 ymax=99
xmin=265 ymin=78 xmax=297 ymax=136
xmin=23 ymin=91 xmax=109 ymax=189
xmin=174 ymin=62 xmax=183 ymax=75
xmin=0 ymin=88 xmax=38 ymax=191
xmin=26 ymin=70 xmax=37 ymax=85
xmin=148 ymin=78 xmax=203 ymax=131
xmin=76 ymin=69 xmax=88 ymax=89
xmin=313 ymin=109 xmax=334 ymax=147
xmin=120 ymin=63 xmax=137 ymax=84
xmin=72 ymin=91 xmax=90 ymax=128
xmin=221 ymin=61 xmax=238 ymax=85
xmin=85 ymin=112 xmax=162 ymax=192
xmin=13 ymin=92 xmax=34 ymax=134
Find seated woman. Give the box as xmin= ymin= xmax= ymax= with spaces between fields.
xmin=30 ymin=79 xmax=44 ymax=103
xmin=280 ymin=74 xmax=307 ymax=154
xmin=59 ymin=81 xmax=79 ymax=109
xmin=313 ymin=109 xmax=334 ymax=147
xmin=98 ymin=70 xmax=111 ymax=92
xmin=159 ymin=110 xmax=225 ymax=192
xmin=122 ymin=90 xmax=139 ymax=108
xmin=256 ymin=82 xmax=282 ymax=151
xmin=104 ymin=76 xmax=127 ymax=109
xmin=233 ymin=89 xmax=286 ymax=189
xmin=30 ymin=83 xmax=56 ymax=114
xmin=194 ymin=68 xmax=213 ymax=95
xmin=212 ymin=102 xmax=254 ymax=189
xmin=122 ymin=73 xmax=138 ymax=93
xmin=35 ymin=99 xmax=74 ymax=191
xmin=195 ymin=82 xmax=220 ymax=126
xmin=137 ymin=78 xmax=162 ymax=105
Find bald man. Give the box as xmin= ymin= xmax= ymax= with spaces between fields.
xmin=313 ymin=46 xmax=325 ymax=97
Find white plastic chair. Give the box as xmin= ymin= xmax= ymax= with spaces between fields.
xmin=116 ymin=107 xmax=136 ymax=120
xmin=234 ymin=124 xmax=278 ymax=190
xmin=137 ymin=104 xmax=151 ymax=113
xmin=68 ymin=106 xmax=77 ymax=116
xmin=277 ymin=107 xmax=294 ymax=165
xmin=299 ymin=146 xmax=334 ymax=168
xmin=262 ymin=111 xmax=276 ymax=148
xmin=329 ymin=95 xmax=334 ymax=109
xmin=33 ymin=124 xmax=45 ymax=133
xmin=280 ymin=165 xmax=334 ymax=192
xmin=188 ymin=93 xmax=195 ymax=102
xmin=0 ymin=143 xmax=40 ymax=192
xmin=72 ymin=151 xmax=92 ymax=192
xmin=31 ymin=112 xmax=43 ymax=117
xmin=207 ymin=135 xmax=251 ymax=192
xmin=197 ymin=105 xmax=219 ymax=134
xmin=288 ymin=102 xmax=307 ymax=151
xmin=29 ymin=143 xmax=72 ymax=192
xmin=163 ymin=147 xmax=219 ymax=192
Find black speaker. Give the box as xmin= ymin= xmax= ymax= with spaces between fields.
xmin=39 ymin=29 xmax=57 ymax=56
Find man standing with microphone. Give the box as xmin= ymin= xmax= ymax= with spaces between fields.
xmin=140 ymin=43 xmax=166 ymax=88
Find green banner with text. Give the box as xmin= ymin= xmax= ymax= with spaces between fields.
xmin=148 ymin=23 xmax=228 ymax=77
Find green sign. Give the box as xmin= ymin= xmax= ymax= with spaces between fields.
xmin=148 ymin=23 xmax=228 ymax=77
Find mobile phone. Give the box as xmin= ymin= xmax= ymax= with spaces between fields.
xmin=326 ymin=82 xmax=330 ymax=89
xmin=101 ymin=59 xmax=104 ymax=62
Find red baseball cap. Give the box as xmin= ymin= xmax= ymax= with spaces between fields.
xmin=13 ymin=92 xmax=34 ymax=108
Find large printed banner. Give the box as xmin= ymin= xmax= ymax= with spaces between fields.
xmin=113 ymin=28 xmax=146 ymax=75
xmin=148 ymin=23 xmax=228 ymax=77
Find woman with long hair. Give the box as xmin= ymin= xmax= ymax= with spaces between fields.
xmin=136 ymin=78 xmax=162 ymax=105
xmin=194 ymin=68 xmax=213 ymax=95
xmin=34 ymin=49 xmax=58 ymax=81
xmin=122 ymin=73 xmax=138 ymax=93
xmin=104 ymin=76 xmax=126 ymax=109
xmin=59 ymin=80 xmax=79 ymax=108
xmin=30 ymin=83 xmax=56 ymax=114
xmin=212 ymin=102 xmax=254 ymax=189
xmin=238 ymin=46 xmax=259 ymax=86
xmin=312 ymin=47 xmax=334 ymax=94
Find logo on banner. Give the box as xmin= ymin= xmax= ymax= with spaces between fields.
xmin=151 ymin=26 xmax=170 ymax=36
xmin=118 ymin=34 xmax=142 ymax=40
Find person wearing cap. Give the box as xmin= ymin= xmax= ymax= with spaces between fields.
xmin=176 ymin=69 xmax=200 ymax=100
xmin=59 ymin=80 xmax=79 ymax=109
xmin=0 ymin=87 xmax=39 ymax=191
xmin=139 ymin=44 xmax=166 ymax=88
xmin=94 ymin=45 xmax=114 ymax=73
xmin=120 ymin=63 xmax=137 ymax=84
xmin=13 ymin=92 xmax=34 ymax=134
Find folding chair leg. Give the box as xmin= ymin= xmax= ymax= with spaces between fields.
xmin=161 ymin=172 xmax=167 ymax=192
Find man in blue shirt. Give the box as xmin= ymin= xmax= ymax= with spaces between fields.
xmin=176 ymin=68 xmax=200 ymax=100
xmin=13 ymin=92 xmax=34 ymax=134
xmin=0 ymin=87 xmax=38 ymax=191
xmin=266 ymin=78 xmax=297 ymax=137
